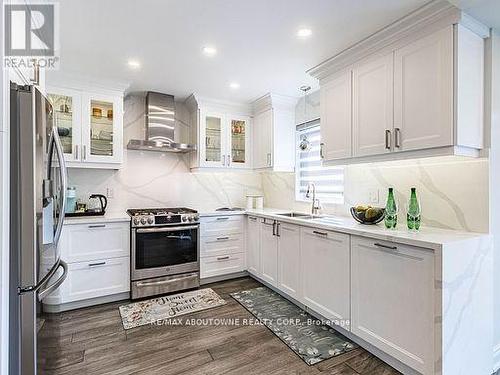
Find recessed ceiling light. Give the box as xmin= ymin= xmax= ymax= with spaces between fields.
xmin=127 ymin=59 xmax=141 ymax=69
xmin=202 ymin=46 xmax=217 ymax=56
xmin=229 ymin=82 xmax=240 ymax=89
xmin=297 ymin=28 xmax=312 ymax=39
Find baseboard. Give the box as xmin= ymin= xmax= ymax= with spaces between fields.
xmin=200 ymin=271 xmax=249 ymax=285
xmin=42 ymin=292 xmax=130 ymax=313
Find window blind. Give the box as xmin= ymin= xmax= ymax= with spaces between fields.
xmin=296 ymin=123 xmax=344 ymax=203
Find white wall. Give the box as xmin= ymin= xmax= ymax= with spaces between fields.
xmin=488 ymin=30 xmax=500 ymax=372
xmin=67 ymin=95 xmax=263 ymax=213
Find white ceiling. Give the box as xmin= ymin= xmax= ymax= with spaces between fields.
xmin=49 ymin=0 xmax=498 ymax=103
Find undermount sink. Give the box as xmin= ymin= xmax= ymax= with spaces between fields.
xmin=275 ymin=212 xmax=315 ymax=219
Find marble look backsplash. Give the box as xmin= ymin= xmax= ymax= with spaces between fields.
xmin=262 ymin=156 xmax=489 ymax=233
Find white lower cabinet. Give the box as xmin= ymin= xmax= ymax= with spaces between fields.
xmin=43 ymin=220 xmax=131 ymax=310
xmin=58 ymin=257 xmax=130 ymax=303
xmin=276 ymin=222 xmax=301 ymax=300
xmin=246 ymin=216 xmax=261 ymax=276
xmin=351 ymin=236 xmax=434 ymax=374
xmin=260 ymin=218 xmax=278 ymax=286
xmin=200 ymin=253 xmax=245 ymax=278
xmin=300 ymin=227 xmax=350 ymax=327
xmin=200 ymin=214 xmax=245 ymax=279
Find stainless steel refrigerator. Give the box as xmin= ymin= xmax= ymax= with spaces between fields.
xmin=9 ymin=83 xmax=68 ymax=374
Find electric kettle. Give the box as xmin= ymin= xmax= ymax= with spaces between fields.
xmin=88 ymin=194 xmax=108 ymax=214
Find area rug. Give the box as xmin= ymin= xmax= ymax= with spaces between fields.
xmin=119 ymin=288 xmax=226 ymax=329
xmin=231 ymin=287 xmax=357 ymax=365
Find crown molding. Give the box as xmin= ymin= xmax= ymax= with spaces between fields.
xmin=307 ymin=0 xmax=488 ymax=81
xmin=252 ymin=92 xmax=297 ymax=114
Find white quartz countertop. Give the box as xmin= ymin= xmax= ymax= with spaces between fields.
xmin=63 ymin=212 xmax=130 ymax=225
xmin=201 ymin=207 xmax=488 ymax=250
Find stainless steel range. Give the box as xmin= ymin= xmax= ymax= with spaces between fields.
xmin=127 ymin=208 xmax=200 ymax=299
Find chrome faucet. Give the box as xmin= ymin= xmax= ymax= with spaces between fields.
xmin=305 ymin=182 xmax=321 ymax=215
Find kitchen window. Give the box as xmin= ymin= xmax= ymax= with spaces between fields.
xmin=296 ymin=122 xmax=344 ymax=203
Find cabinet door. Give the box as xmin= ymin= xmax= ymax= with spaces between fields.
xmin=227 ymin=114 xmax=251 ymax=169
xmin=246 ymin=216 xmax=261 ymax=276
xmin=200 ymin=111 xmax=227 ymax=168
xmin=253 ymin=109 xmax=273 ymax=169
xmin=277 ymin=222 xmax=300 ymax=300
xmin=82 ymin=93 xmax=123 ymax=164
xmin=260 ymin=219 xmax=278 ymax=286
xmin=353 ymin=54 xmax=394 ymax=156
xmin=46 ymin=86 xmax=82 ymax=162
xmin=320 ymin=71 xmax=352 ymax=161
xmin=394 ymin=26 xmax=453 ymax=152
xmin=300 ymin=227 xmax=350 ymax=327
xmin=351 ymin=237 xmax=434 ymax=374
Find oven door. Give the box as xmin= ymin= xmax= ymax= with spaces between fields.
xmin=132 ymin=225 xmax=199 ymax=280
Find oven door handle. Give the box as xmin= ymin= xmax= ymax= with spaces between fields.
xmin=136 ymin=276 xmax=195 ymax=287
xmin=136 ymin=225 xmax=199 ymax=233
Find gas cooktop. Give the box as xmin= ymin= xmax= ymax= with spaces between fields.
xmin=127 ymin=207 xmax=199 ymax=227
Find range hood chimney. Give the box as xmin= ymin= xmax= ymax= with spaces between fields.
xmin=127 ymin=92 xmax=196 ymax=153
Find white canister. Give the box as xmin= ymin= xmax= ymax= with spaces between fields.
xmin=255 ymin=196 xmax=264 ymax=209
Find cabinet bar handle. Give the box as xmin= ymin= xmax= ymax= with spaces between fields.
xmin=249 ymin=217 xmax=257 ymax=221
xmin=217 ymin=256 xmax=230 ymax=261
xmin=320 ymin=143 xmax=325 ymax=159
xmin=74 ymin=145 xmax=79 ymax=160
xmin=385 ymin=130 xmax=391 ymax=150
xmin=374 ymin=242 xmax=397 ymax=250
xmin=227 ymin=155 xmax=231 ymax=167
xmin=313 ymin=230 xmax=328 ymax=237
xmin=88 ymin=261 xmax=106 ymax=267
xmin=216 ymin=217 xmax=229 ymax=221
xmin=222 ymin=155 xmax=226 ymax=166
xmin=82 ymin=145 xmax=87 ymax=160
xmin=276 ymin=222 xmax=281 ymax=237
xmin=216 ymin=236 xmax=229 ymax=241
xmin=394 ymin=128 xmax=401 ymax=148
xmin=88 ymin=224 xmax=106 ymax=228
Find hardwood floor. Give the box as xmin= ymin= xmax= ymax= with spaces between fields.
xmin=38 ymin=277 xmax=401 ymax=375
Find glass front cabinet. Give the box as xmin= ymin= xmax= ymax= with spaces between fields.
xmin=199 ymin=110 xmax=251 ymax=169
xmin=46 ymin=85 xmax=124 ymax=168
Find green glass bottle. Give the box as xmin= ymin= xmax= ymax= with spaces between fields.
xmin=407 ymin=187 xmax=421 ymax=230
xmin=384 ymin=188 xmax=397 ymax=229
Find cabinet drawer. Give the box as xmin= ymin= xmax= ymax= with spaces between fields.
xmin=200 ymin=253 xmax=245 ymax=279
xmin=200 ymin=215 xmax=244 ymax=237
xmin=59 ymin=222 xmax=130 ymax=263
xmin=200 ymin=234 xmax=244 ymax=258
xmin=58 ymin=256 xmax=130 ymax=304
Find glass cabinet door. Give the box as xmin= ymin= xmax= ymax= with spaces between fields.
xmin=229 ymin=117 xmax=247 ymax=166
xmin=46 ymin=87 xmax=81 ymax=161
xmin=201 ymin=112 xmax=225 ymax=167
xmin=82 ymin=93 xmax=123 ymax=164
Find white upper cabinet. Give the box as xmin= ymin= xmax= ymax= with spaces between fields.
xmin=252 ymin=93 xmax=297 ymax=171
xmin=46 ymin=83 xmax=125 ymax=169
xmin=309 ymin=5 xmax=488 ymax=164
xmin=352 ymin=53 xmax=394 ymax=157
xmin=394 ymin=26 xmax=453 ymax=152
xmin=320 ymin=71 xmax=352 ymax=160
xmin=186 ymin=95 xmax=252 ymax=170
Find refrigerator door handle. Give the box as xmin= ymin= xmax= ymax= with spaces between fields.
xmin=37 ymin=260 xmax=68 ymax=301
xmin=19 ymin=258 xmax=60 ymax=295
xmin=50 ymin=125 xmax=68 ymax=248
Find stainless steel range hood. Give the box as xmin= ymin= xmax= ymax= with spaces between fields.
xmin=127 ymin=92 xmax=196 ymax=153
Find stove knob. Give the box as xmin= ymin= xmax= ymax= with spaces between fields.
xmin=140 ymin=217 xmax=147 ymax=225
xmin=133 ymin=218 xmax=140 ymax=225
xmin=193 ymin=214 xmax=199 ymax=221
xmin=182 ymin=216 xmax=188 ymax=222
xmin=188 ymin=215 xmax=194 ymax=222
xmin=147 ymin=217 xmax=154 ymax=224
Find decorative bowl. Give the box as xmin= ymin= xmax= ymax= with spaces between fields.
xmin=350 ymin=206 xmax=385 ymax=225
